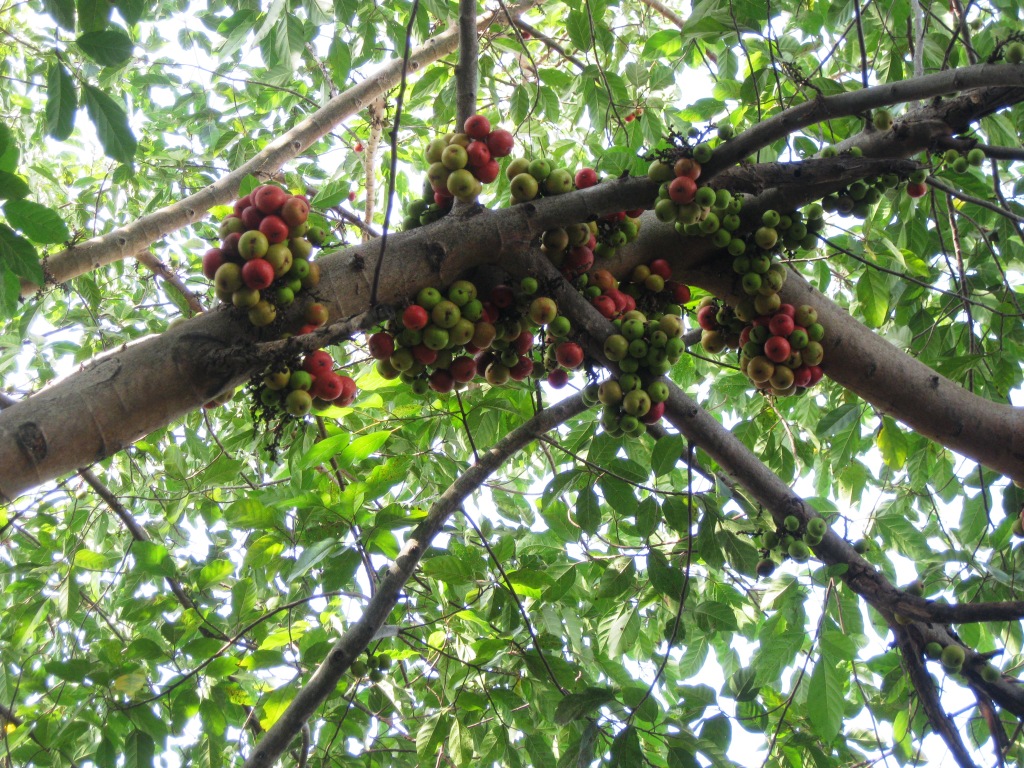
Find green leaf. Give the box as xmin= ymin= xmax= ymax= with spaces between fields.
xmin=856 ymin=268 xmax=890 ymax=328
xmin=815 ymin=403 xmax=861 ymax=438
xmin=651 ymin=434 xmax=685 ymax=476
xmin=0 ymin=224 xmax=42 ymax=283
xmin=420 ymin=555 xmax=476 ymax=584
xmin=311 ymin=177 xmax=351 ymax=209
xmin=82 ymin=85 xmax=137 ymax=162
xmin=76 ymin=30 xmax=135 ymax=67
xmin=46 ymin=62 xmax=78 ymax=141
xmin=416 ymin=713 xmax=449 ymax=762
xmin=596 ymin=558 xmax=636 ymax=599
xmin=3 ymin=199 xmax=70 ymax=244
xmin=576 ymin=485 xmax=601 ymax=535
xmin=609 ymin=725 xmax=643 ymax=766
xmin=603 ymin=605 xmax=640 ymax=657
xmin=877 ymin=416 xmax=908 ymax=470
xmin=447 ymin=718 xmax=473 ymax=765
xmin=0 ymin=269 xmax=18 ymax=317
xmin=0 ymin=171 xmax=30 ymax=201
xmin=598 ymin=475 xmax=636 ymax=515
xmin=525 ymin=733 xmax=558 ymax=767
xmin=337 ymin=430 xmax=391 ymax=466
xmin=635 ymin=496 xmax=659 ymax=537
xmin=327 ymin=38 xmax=351 ymax=86
xmin=297 ymin=432 xmax=350 ymax=469
xmin=566 ymin=9 xmax=592 ymax=52
xmin=505 ymin=569 xmax=553 ymax=598
xmin=197 ymin=559 xmax=234 ymax=588
xmin=647 ymin=548 xmax=686 ymax=599
xmin=699 ymin=713 xmax=731 ymax=751
xmin=642 ymin=29 xmax=683 ymax=58
xmin=807 ymin=654 xmax=844 ymax=742
xmin=124 ymin=729 xmax=154 ymax=765
xmin=76 ymin=0 xmax=110 ymax=32
xmin=0 ymin=126 xmax=15 ymax=173
xmin=42 ymin=0 xmax=76 ymax=29
xmin=113 ymin=0 xmax=145 ymax=25
xmin=554 ymin=687 xmax=616 ymax=725
xmin=131 ymin=541 xmax=175 ymax=578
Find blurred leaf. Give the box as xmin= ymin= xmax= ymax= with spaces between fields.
xmin=3 ymin=199 xmax=70 ymax=244
xmin=83 ymin=85 xmax=137 ymax=162
xmin=45 ymin=62 xmax=77 ymax=140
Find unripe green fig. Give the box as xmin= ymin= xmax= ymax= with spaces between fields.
xmin=940 ymin=644 xmax=965 ymax=672
xmin=788 ymin=540 xmax=810 ymax=562
xmin=981 ymin=663 xmax=1000 ymax=683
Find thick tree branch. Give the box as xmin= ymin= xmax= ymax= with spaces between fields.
xmin=924 ymin=600 xmax=1024 ymax=624
xmin=21 ymin=0 xmax=542 ymax=296
xmin=0 ymin=179 xmax=654 ymax=502
xmin=241 ymin=394 xmax=588 ymax=768
xmin=705 ymin=63 xmax=1024 ymax=178
xmin=687 ymin=263 xmax=1024 ymax=484
xmin=5 ymin=70 xmax=1024 ymax=496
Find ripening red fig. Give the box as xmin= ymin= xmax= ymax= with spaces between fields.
xmin=464 ymin=114 xmax=491 ymax=140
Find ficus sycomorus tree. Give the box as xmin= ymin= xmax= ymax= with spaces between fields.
xmin=1 ymin=0 xmax=1024 ymax=766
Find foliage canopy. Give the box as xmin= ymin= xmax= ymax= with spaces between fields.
xmin=1 ymin=0 xmax=1024 ymax=766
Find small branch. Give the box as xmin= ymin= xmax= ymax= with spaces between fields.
xmin=925 ymin=174 xmax=1024 ymax=224
xmin=455 ymin=0 xmax=480 ymax=128
xmin=240 ymin=394 xmax=589 ymax=768
xmin=910 ymin=0 xmax=925 ymax=80
xmin=362 ymin=98 xmax=387 ymax=242
xmin=78 ymin=468 xmax=212 ymax=617
xmin=370 ymin=0 xmax=420 ymax=308
xmin=513 ymin=19 xmax=586 ymax=70
xmin=895 ymin=626 xmax=976 ymax=768
xmin=336 ymin=206 xmax=381 ymax=238
xmin=135 ymin=250 xmax=205 ymax=315
xmin=203 ymin=311 xmax=375 ymax=371
xmin=637 ymin=0 xmax=686 ymax=29
xmin=460 ymin=509 xmax=568 ymax=693
xmin=853 ymin=0 xmax=870 ymax=90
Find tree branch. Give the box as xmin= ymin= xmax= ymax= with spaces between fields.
xmin=455 ymin=0 xmax=480 ymax=128
xmin=637 ymin=0 xmax=686 ymax=29
xmin=134 ymin=250 xmax=205 ymax=315
xmin=705 ymin=63 xmax=1024 ymax=179
xmin=925 ymin=173 xmax=1024 ymax=224
xmin=241 ymin=394 xmax=589 ymax=768
xmin=513 ymin=19 xmax=586 ymax=70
